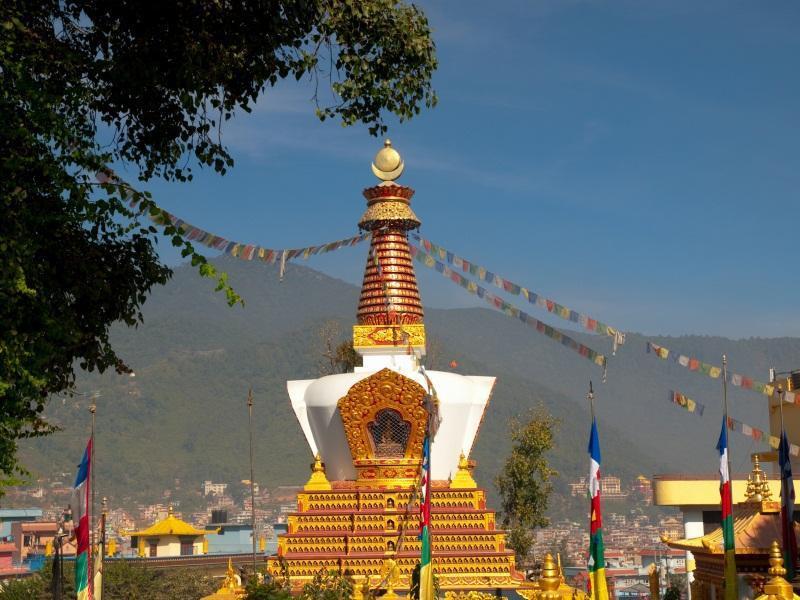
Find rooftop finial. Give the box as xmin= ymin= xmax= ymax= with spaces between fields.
xmin=538 ymin=553 xmax=561 ymax=598
xmin=371 ymin=139 xmax=405 ymax=181
xmin=759 ymin=540 xmax=794 ymax=600
xmin=745 ymin=453 xmax=772 ymax=503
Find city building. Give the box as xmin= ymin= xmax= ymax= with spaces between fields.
xmin=568 ymin=475 xmax=628 ymax=500
xmin=124 ymin=505 xmax=217 ymax=558
xmin=0 ymin=508 xmax=43 ymax=541
xmin=203 ymin=481 xmax=229 ymax=497
xmin=0 ymin=542 xmax=28 ymax=579
xmin=633 ymin=476 xmax=653 ymax=500
xmin=204 ymin=511 xmax=258 ymax=555
xmin=11 ymin=519 xmax=75 ymax=570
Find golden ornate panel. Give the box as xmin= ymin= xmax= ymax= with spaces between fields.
xmin=338 ymin=368 xmax=428 ymax=463
xmin=352 ymin=324 xmax=426 ymax=348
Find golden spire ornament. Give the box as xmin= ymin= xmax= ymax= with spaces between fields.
xmin=753 ymin=540 xmax=796 ymax=600
xmin=371 ymin=139 xmax=405 ymax=181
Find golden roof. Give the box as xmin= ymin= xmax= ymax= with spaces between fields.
xmin=664 ymin=504 xmax=799 ymax=555
xmin=664 ymin=456 xmax=794 ymax=555
xmin=124 ymin=505 xmax=215 ymax=538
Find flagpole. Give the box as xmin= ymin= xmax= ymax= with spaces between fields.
xmin=101 ymin=496 xmax=107 ymax=599
xmin=588 ymin=380 xmax=595 ymax=421
xmin=89 ymin=400 xmax=96 ymax=573
xmin=722 ymin=355 xmax=733 ymax=480
xmin=721 ymin=354 xmax=739 ymax=600
xmin=247 ymin=388 xmax=257 ymax=578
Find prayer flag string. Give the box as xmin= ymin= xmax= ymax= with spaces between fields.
xmin=411 ymin=234 xmax=625 ymax=349
xmin=646 ymin=342 xmax=797 ymax=404
xmin=409 ymin=244 xmax=607 ymax=368
xmin=669 ymin=389 xmax=706 ymax=417
xmin=96 ymin=171 xmax=369 ymax=264
xmin=668 ymin=389 xmax=798 ymax=456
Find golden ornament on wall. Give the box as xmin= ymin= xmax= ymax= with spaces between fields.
xmin=338 ymin=368 xmax=428 ymax=463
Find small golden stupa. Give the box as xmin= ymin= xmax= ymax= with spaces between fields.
xmin=754 ymin=541 xmax=800 ymax=600
xmin=201 ymin=558 xmax=245 ymax=599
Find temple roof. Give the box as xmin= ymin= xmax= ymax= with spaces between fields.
xmin=664 ymin=457 xmax=800 ymax=555
xmin=125 ymin=506 xmax=213 ymax=538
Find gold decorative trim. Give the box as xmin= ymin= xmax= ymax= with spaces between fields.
xmin=353 ymin=324 xmax=426 ymax=349
xmin=338 ymin=369 xmax=428 ymax=464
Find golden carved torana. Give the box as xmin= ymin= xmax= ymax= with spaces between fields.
xmin=337 ymin=368 xmax=428 ymax=483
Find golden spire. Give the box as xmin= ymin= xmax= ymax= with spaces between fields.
xmin=353 ymin=140 xmax=426 ymax=355
xmin=450 ymin=452 xmax=477 ymax=489
xmin=756 ymin=540 xmax=795 ymax=600
xmin=745 ymin=454 xmax=773 ymax=503
xmin=224 ymin=558 xmax=239 ymax=590
xmin=538 ymin=554 xmax=561 ymax=600
xmin=304 ymin=453 xmax=332 ymax=491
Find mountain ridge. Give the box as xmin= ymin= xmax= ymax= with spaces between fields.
xmin=17 ymin=257 xmax=797 ymax=507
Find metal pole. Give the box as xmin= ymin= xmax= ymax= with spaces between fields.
xmin=587 ymin=381 xmax=595 ymax=421
xmin=54 ymin=512 xmax=63 ymax=600
xmin=89 ymin=401 xmax=96 ymax=570
xmin=101 ymin=496 xmax=107 ymax=599
xmin=248 ymin=388 xmax=257 ymax=578
xmin=722 ymin=355 xmax=734 ymax=483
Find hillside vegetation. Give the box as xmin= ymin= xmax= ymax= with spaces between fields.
xmin=19 ymin=257 xmax=797 ymax=506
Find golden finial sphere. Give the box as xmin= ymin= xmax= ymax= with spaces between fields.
xmin=371 ymin=139 xmax=405 ymax=181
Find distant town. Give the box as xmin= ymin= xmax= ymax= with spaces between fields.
xmin=1 ymin=470 xmax=684 ymax=594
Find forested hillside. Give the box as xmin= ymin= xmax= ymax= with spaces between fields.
xmin=19 ymin=257 xmax=797 ymax=506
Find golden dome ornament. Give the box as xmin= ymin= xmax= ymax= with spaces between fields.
xmin=371 ymin=139 xmax=405 ymax=181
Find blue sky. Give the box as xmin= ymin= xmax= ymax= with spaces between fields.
xmin=129 ymin=1 xmax=800 ymax=338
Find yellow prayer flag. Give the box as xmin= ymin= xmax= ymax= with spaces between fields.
xmin=709 ymin=367 xmax=722 ymax=378
xmin=687 ymin=399 xmax=696 ymax=412
xmin=770 ymin=436 xmax=780 ymax=449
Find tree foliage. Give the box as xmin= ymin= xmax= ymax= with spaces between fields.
xmin=300 ymin=569 xmax=353 ymax=600
xmin=495 ymin=406 xmax=559 ymax=563
xmin=245 ymin=577 xmax=293 ymax=600
xmin=0 ymin=560 xmax=216 ymax=599
xmin=316 ymin=320 xmax=362 ymax=375
xmin=0 ymin=0 xmax=436 ymax=480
